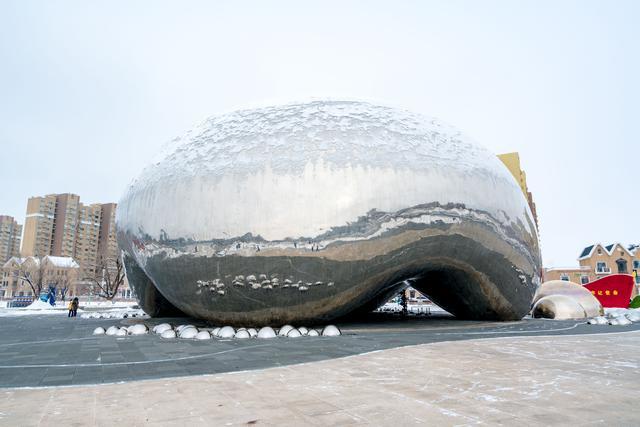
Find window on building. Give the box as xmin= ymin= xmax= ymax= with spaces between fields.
xmin=596 ymin=262 xmax=607 ymax=273
xmin=597 ymin=248 xmax=602 ymax=255
xmin=616 ymin=259 xmax=628 ymax=274
xmin=581 ymin=275 xmax=589 ymax=284
xmin=560 ymin=274 xmax=570 ymax=281
xmin=633 ymin=260 xmax=640 ymax=269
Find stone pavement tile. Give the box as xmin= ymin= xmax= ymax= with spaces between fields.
xmin=285 ymin=398 xmax=342 ymax=417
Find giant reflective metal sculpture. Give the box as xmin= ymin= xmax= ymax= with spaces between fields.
xmin=116 ymin=100 xmax=541 ymax=325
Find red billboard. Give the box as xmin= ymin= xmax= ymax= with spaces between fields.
xmin=584 ymin=274 xmax=634 ymax=308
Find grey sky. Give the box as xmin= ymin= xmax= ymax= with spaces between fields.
xmin=1 ymin=0 xmax=638 ymax=266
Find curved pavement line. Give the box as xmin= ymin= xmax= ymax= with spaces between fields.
xmin=0 ymin=336 xmax=100 ymax=348
xmin=0 ymin=343 xmax=270 ymax=369
xmin=433 ymin=323 xmax=581 ymax=335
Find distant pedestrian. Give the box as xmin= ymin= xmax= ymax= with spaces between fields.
xmin=67 ymin=300 xmax=74 ymax=317
xmin=70 ymin=297 xmax=79 ymax=317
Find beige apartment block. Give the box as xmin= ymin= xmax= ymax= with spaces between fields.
xmin=0 ymin=256 xmax=81 ymax=299
xmin=75 ymin=203 xmax=103 ymax=277
xmin=0 ymin=215 xmax=22 ymax=263
xmin=545 ymin=243 xmax=640 ymax=286
xmin=51 ymin=193 xmax=80 ymax=258
xmin=98 ymin=203 xmax=118 ymax=263
xmin=20 ymin=193 xmax=119 ymax=278
xmin=21 ymin=194 xmax=57 ymax=257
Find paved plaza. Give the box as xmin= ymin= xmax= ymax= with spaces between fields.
xmin=1 ymin=326 xmax=638 ymax=426
xmin=1 ymin=313 xmax=639 ymax=388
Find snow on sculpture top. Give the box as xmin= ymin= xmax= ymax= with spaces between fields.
xmin=136 ymin=100 xmax=500 ymax=185
xmin=117 ymin=100 xmax=535 ymax=242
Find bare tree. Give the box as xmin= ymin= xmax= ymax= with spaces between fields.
xmin=84 ymin=256 xmax=126 ymax=300
xmin=11 ymin=259 xmax=45 ymax=297
xmin=54 ymin=274 xmax=72 ymax=302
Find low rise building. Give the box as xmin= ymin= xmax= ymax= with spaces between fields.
xmin=545 ymin=243 xmax=640 ymax=285
xmin=1 ymin=256 xmax=81 ymax=299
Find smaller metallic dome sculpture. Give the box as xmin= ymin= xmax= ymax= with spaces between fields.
xmin=531 ymin=280 xmax=603 ymax=319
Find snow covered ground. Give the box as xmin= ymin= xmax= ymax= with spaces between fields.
xmin=0 ymin=299 xmax=139 ymax=317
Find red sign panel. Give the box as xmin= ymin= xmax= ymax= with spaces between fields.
xmin=584 ymin=274 xmax=634 ymax=308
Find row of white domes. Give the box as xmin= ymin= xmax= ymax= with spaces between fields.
xmin=93 ymin=323 xmax=341 ymax=339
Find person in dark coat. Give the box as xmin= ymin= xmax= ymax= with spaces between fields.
xmin=70 ymin=297 xmax=79 ymax=317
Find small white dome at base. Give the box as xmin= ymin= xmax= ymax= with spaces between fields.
xmin=234 ymin=330 xmax=251 ymax=339
xmin=153 ymin=323 xmax=172 ymax=334
xmin=218 ymin=326 xmax=236 ymax=338
xmin=105 ymin=326 xmax=119 ymax=336
xmin=278 ymin=325 xmax=294 ymax=336
xmin=195 ymin=331 xmax=211 ymax=340
xmin=161 ymin=329 xmax=177 ymax=339
xmin=128 ymin=324 xmax=148 ymax=335
xmin=92 ymin=327 xmax=105 ymax=335
xmin=287 ymin=329 xmax=302 ymax=338
xmin=179 ymin=327 xmax=199 ymax=339
xmin=257 ymin=326 xmax=276 ymax=339
xmin=322 ymin=325 xmax=341 ymax=336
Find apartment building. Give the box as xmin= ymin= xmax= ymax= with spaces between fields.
xmin=20 ymin=194 xmax=118 ymax=277
xmin=0 ymin=215 xmax=22 ymax=263
xmin=497 ymin=152 xmax=539 ymax=228
xmin=21 ymin=195 xmax=57 ymax=257
xmin=545 ymin=243 xmax=640 ymax=285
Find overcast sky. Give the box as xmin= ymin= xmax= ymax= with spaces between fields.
xmin=1 ymin=0 xmax=638 ymax=266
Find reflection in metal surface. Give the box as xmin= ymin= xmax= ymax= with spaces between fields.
xmin=116 ymin=100 xmax=541 ymax=325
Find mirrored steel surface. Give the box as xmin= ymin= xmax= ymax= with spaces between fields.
xmin=116 ymin=100 xmax=542 ymax=325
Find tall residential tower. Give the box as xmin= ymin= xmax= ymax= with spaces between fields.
xmin=21 ymin=193 xmax=118 ymax=277
xmin=0 ymin=215 xmax=22 ymax=262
